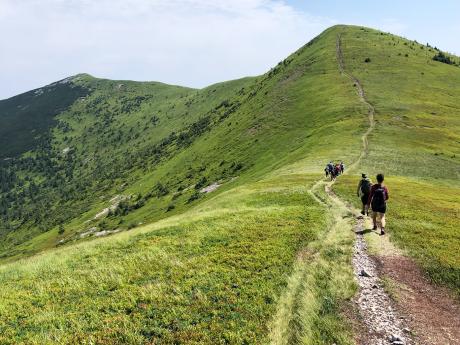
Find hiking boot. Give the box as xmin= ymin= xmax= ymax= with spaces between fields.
xmin=380 ymin=228 xmax=385 ymax=235
xmin=372 ymin=225 xmax=377 ymax=230
xmin=360 ymin=210 xmax=365 ymax=215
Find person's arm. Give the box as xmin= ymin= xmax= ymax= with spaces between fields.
xmin=357 ymin=180 xmax=362 ymax=196
xmin=384 ymin=186 xmax=389 ymax=201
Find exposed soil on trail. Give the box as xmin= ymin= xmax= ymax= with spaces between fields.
xmin=377 ymin=255 xmax=460 ymax=345
xmin=353 ymin=218 xmax=413 ymax=345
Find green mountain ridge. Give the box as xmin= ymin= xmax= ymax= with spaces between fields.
xmin=0 ymin=25 xmax=459 ymax=343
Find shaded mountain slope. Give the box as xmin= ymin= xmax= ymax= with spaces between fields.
xmin=0 ymin=77 xmax=89 ymax=158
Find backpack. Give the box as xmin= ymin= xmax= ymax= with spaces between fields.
xmin=360 ymin=179 xmax=371 ymax=194
xmin=372 ymin=186 xmax=386 ymax=209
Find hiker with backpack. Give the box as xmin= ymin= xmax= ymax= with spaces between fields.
xmin=327 ymin=162 xmax=334 ymax=180
xmin=367 ymin=173 xmax=389 ymax=235
xmin=340 ymin=161 xmax=345 ymax=174
xmin=335 ymin=163 xmax=342 ymax=176
xmin=357 ymin=173 xmax=372 ymax=215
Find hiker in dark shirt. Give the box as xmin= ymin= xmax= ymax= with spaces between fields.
xmin=335 ymin=163 xmax=342 ymax=176
xmin=327 ymin=162 xmax=334 ymax=179
xmin=357 ymin=173 xmax=372 ymax=215
xmin=368 ymin=173 xmax=389 ymax=235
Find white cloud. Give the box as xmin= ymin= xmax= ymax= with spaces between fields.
xmin=0 ymin=0 xmax=336 ymax=99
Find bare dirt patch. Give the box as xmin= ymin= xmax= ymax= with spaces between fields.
xmin=377 ymin=255 xmax=460 ymax=345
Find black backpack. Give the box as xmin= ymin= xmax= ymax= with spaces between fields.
xmin=372 ymin=186 xmax=386 ymax=209
xmin=360 ymin=179 xmax=371 ymax=194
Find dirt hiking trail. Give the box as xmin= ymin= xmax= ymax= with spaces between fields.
xmin=335 ymin=32 xmax=413 ymax=345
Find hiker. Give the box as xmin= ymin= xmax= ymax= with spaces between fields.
xmin=357 ymin=173 xmax=372 ymax=215
xmin=327 ymin=162 xmax=334 ymax=180
xmin=324 ymin=166 xmax=329 ymax=178
xmin=368 ymin=173 xmax=389 ymax=235
xmin=335 ymin=163 xmax=342 ymax=176
xmin=331 ymin=164 xmax=338 ymax=180
xmin=340 ymin=161 xmax=345 ymax=174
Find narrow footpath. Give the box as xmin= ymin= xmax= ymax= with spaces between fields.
xmin=329 ymin=34 xmax=413 ymax=345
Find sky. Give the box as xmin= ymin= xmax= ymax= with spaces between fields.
xmin=1 ymin=0 xmax=459 ymax=100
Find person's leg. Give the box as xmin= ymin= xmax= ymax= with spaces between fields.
xmin=379 ymin=213 xmax=386 ymax=234
xmin=372 ymin=211 xmax=377 ymax=230
xmin=361 ymin=195 xmax=369 ymax=215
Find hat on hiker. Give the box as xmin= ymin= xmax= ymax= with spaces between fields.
xmin=362 ymin=173 xmax=367 ymax=178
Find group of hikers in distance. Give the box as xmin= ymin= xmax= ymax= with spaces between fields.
xmin=324 ymin=161 xmax=345 ymax=180
xmin=324 ymin=160 xmax=389 ymax=236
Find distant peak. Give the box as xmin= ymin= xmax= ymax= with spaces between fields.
xmin=74 ymin=73 xmax=94 ymax=79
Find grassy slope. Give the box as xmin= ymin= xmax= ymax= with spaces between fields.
xmin=0 ymin=175 xmax=321 ymax=344
xmin=0 ymin=26 xmax=363 ymax=344
xmin=0 ymin=75 xmax=253 ymax=256
xmin=333 ymin=26 xmax=460 ymax=295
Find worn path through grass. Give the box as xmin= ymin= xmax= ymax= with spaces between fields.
xmin=331 ymin=31 xmax=413 ymax=344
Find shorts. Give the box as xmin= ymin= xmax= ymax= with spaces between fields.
xmin=371 ymin=203 xmax=386 ymax=214
xmin=361 ymin=194 xmax=369 ymax=205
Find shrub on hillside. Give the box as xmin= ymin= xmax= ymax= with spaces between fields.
xmin=155 ymin=183 xmax=169 ymax=197
xmin=433 ymin=51 xmax=454 ymax=65
xmin=364 ymin=57 xmax=371 ymax=63
xmin=231 ymin=162 xmax=244 ymax=172
xmin=194 ymin=176 xmax=207 ymax=190
xmin=187 ymin=192 xmax=200 ymax=204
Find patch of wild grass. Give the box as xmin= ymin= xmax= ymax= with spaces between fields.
xmin=0 ymin=174 xmax=357 ymax=344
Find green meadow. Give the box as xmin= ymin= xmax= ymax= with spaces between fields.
xmin=0 ymin=173 xmax=356 ymax=344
